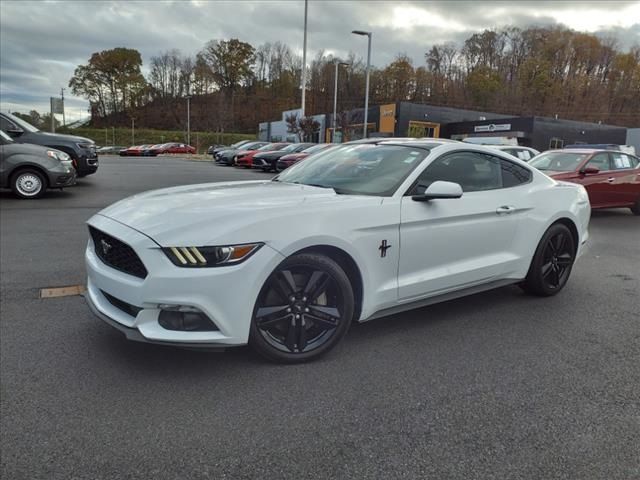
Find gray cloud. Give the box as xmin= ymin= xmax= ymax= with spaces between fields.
xmin=1 ymin=0 xmax=638 ymax=121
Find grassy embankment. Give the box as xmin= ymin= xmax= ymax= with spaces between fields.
xmin=58 ymin=127 xmax=256 ymax=154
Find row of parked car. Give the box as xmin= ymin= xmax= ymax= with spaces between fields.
xmin=115 ymin=143 xmax=196 ymax=156
xmin=211 ymin=137 xmax=640 ymax=214
xmin=211 ymin=140 xmax=339 ymax=172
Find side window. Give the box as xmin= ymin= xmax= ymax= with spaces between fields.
xmin=517 ymin=149 xmax=532 ymax=161
xmin=585 ymin=153 xmax=611 ymax=171
xmin=501 ymin=159 xmax=532 ymax=187
xmin=414 ymin=151 xmax=502 ymax=193
xmin=611 ymin=152 xmax=636 ymax=170
xmin=0 ymin=116 xmax=17 ymax=132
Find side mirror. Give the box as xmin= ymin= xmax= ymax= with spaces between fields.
xmin=6 ymin=126 xmax=24 ymax=137
xmin=581 ymin=166 xmax=600 ymax=175
xmin=412 ymin=180 xmax=463 ymax=202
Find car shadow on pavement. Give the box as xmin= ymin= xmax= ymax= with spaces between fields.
xmin=87 ymin=284 xmax=530 ymax=372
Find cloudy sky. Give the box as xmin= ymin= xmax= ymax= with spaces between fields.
xmin=1 ymin=0 xmax=639 ymax=123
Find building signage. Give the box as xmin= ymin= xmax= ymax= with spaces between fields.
xmin=50 ymin=97 xmax=64 ymax=114
xmin=474 ymin=123 xmax=511 ymax=133
xmin=379 ymin=103 xmax=396 ymax=133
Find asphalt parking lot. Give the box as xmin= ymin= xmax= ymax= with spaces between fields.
xmin=1 ymin=154 xmax=639 ymax=479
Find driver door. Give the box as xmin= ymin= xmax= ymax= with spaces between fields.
xmin=398 ymin=151 xmax=529 ymax=301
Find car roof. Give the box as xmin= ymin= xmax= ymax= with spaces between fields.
xmin=549 ymin=148 xmax=609 ymax=154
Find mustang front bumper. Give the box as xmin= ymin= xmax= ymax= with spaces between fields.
xmin=85 ymin=214 xmax=285 ymax=347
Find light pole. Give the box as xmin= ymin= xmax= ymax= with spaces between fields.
xmin=186 ymin=95 xmax=192 ymax=145
xmin=301 ymin=0 xmax=308 ymax=117
xmin=131 ymin=117 xmax=135 ymax=145
xmin=332 ymin=61 xmax=350 ymax=143
xmin=352 ymin=30 xmax=372 ymax=138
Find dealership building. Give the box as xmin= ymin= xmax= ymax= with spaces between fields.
xmin=258 ymin=101 xmax=632 ymax=151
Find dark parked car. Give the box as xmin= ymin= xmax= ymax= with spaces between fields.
xmin=253 ymin=143 xmax=315 ymax=172
xmin=0 ymin=130 xmax=76 ymax=198
xmin=235 ymin=142 xmax=290 ymax=168
xmin=211 ymin=140 xmax=253 ymax=159
xmin=276 ymin=143 xmax=336 ymax=171
xmin=216 ymin=141 xmax=269 ymax=165
xmin=207 ymin=144 xmax=225 ymax=155
xmin=529 ymin=149 xmax=640 ymax=214
xmin=0 ymin=112 xmax=98 ymax=177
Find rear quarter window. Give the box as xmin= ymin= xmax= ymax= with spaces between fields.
xmin=501 ymin=160 xmax=532 ymax=187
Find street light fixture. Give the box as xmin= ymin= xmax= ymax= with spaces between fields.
xmin=186 ymin=95 xmax=192 ymax=146
xmin=332 ymin=61 xmax=350 ymax=143
xmin=351 ymin=30 xmax=372 ymax=139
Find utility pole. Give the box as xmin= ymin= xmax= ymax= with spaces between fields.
xmin=131 ymin=118 xmax=135 ymax=145
xmin=50 ymin=97 xmax=55 ymax=133
xmin=352 ymin=30 xmax=372 ymax=138
xmin=186 ymin=96 xmax=192 ymax=145
xmin=60 ymin=88 xmax=66 ymax=126
xmin=300 ymin=0 xmax=308 ymax=117
xmin=333 ymin=61 xmax=350 ymax=143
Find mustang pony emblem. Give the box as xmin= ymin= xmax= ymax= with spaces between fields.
xmin=100 ymin=239 xmax=112 ymax=256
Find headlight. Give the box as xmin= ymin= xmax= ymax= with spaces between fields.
xmin=77 ymin=142 xmax=94 ymax=149
xmin=47 ymin=150 xmax=70 ymax=161
xmin=163 ymin=243 xmax=263 ymax=267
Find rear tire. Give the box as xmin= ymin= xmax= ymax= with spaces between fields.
xmin=249 ymin=253 xmax=354 ymax=363
xmin=11 ymin=169 xmax=47 ymax=199
xmin=631 ymin=197 xmax=640 ymax=216
xmin=521 ymin=223 xmax=575 ymax=296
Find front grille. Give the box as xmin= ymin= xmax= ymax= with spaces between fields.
xmin=89 ymin=226 xmax=148 ymax=279
xmin=101 ymin=290 xmax=142 ymax=318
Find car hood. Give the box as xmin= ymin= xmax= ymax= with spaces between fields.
xmin=254 ymin=151 xmax=288 ymax=159
xmin=96 ymin=180 xmax=379 ymax=246
xmin=36 ymin=131 xmax=94 ymax=144
xmin=280 ymin=153 xmax=307 ymax=161
xmin=5 ymin=141 xmax=63 ymax=157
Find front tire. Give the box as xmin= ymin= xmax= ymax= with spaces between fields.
xmin=630 ymin=197 xmax=640 ymax=216
xmin=249 ymin=253 xmax=354 ymax=363
xmin=521 ymin=223 xmax=576 ymax=296
xmin=11 ymin=169 xmax=47 ymax=199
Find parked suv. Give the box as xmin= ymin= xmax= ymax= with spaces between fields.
xmin=0 ymin=112 xmax=98 ymax=177
xmin=0 ymin=130 xmax=76 ymax=198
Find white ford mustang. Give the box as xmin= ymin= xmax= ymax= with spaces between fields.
xmin=85 ymin=140 xmax=590 ymax=362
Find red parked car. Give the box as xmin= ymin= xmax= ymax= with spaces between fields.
xmin=119 ymin=145 xmax=153 ymax=156
xmin=529 ymin=149 xmax=640 ymax=214
xmin=276 ymin=143 xmax=336 ymax=171
xmin=235 ymin=142 xmax=290 ymax=168
xmin=162 ymin=142 xmax=196 ymax=154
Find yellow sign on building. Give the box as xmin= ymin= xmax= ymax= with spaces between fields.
xmin=379 ymin=104 xmax=396 ymax=133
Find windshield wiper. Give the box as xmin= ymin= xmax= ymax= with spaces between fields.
xmin=291 ymin=182 xmax=347 ymax=194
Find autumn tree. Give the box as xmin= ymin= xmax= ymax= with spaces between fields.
xmin=69 ymin=47 xmax=146 ymax=116
xmin=200 ymin=39 xmax=255 ymax=92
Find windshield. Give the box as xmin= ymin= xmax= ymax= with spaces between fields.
xmin=529 ymin=152 xmax=588 ymax=171
xmin=275 ymin=144 xmax=430 ymax=196
xmin=281 ymin=143 xmax=302 ymax=153
xmin=0 ymin=130 xmax=14 ymax=143
xmin=258 ymin=143 xmax=287 ymax=152
xmin=302 ymin=144 xmax=332 ymax=154
xmin=3 ymin=112 xmax=40 ymax=133
xmin=240 ymin=142 xmax=264 ymax=150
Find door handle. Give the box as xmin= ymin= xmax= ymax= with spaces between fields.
xmin=607 ymin=177 xmax=615 ymax=183
xmin=496 ymin=205 xmax=516 ymax=214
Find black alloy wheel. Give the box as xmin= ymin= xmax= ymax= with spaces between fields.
xmin=249 ymin=253 xmax=354 ymax=363
xmin=522 ymin=223 xmax=576 ymax=296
